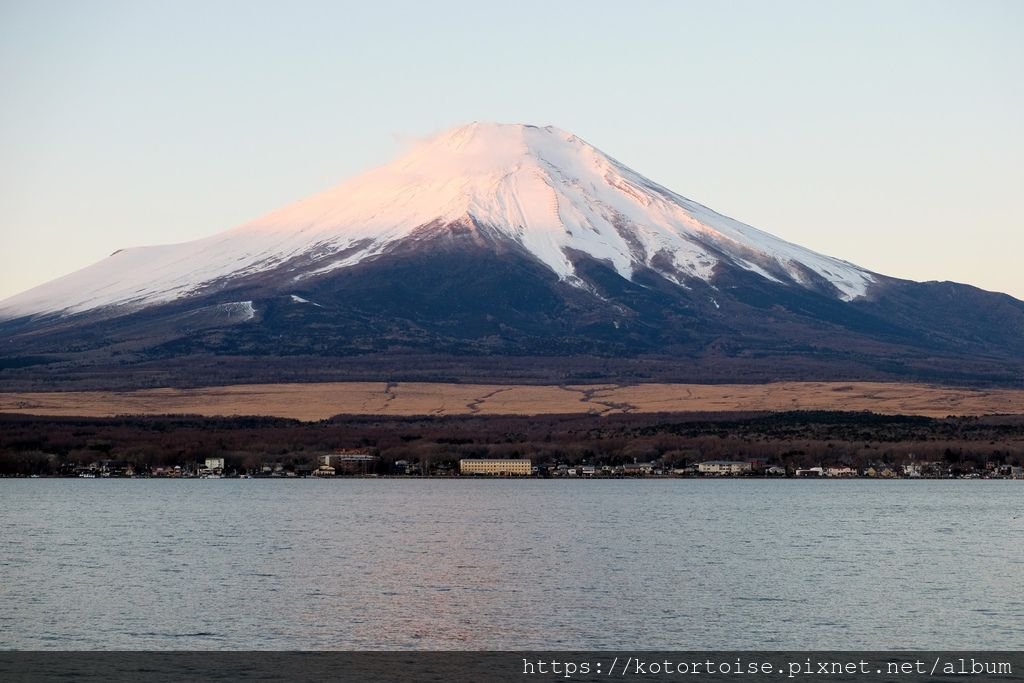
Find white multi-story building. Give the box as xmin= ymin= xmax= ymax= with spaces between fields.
xmin=698 ymin=460 xmax=752 ymax=475
xmin=319 ymin=451 xmax=376 ymax=474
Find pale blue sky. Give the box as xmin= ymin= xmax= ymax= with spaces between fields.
xmin=1 ymin=0 xmax=1021 ymax=299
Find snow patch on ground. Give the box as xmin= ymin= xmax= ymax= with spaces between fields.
xmin=222 ymin=301 xmax=255 ymax=321
xmin=289 ymin=294 xmax=322 ymax=307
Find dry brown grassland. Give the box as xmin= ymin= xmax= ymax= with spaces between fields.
xmin=3 ymin=381 xmax=1024 ymax=421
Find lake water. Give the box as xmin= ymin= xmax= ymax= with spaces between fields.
xmin=1 ymin=479 xmax=1021 ymax=650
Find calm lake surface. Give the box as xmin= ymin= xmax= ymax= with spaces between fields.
xmin=1 ymin=479 xmax=1021 ymax=650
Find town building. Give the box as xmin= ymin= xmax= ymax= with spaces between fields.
xmin=825 ymin=465 xmax=857 ymax=477
xmin=795 ymin=466 xmax=824 ymax=477
xmin=620 ymin=462 xmax=658 ymax=476
xmin=198 ymin=457 xmax=225 ymax=477
xmin=698 ymin=460 xmax=753 ymax=475
xmin=319 ymin=450 xmax=377 ymax=474
xmin=459 ymin=459 xmax=532 ymax=476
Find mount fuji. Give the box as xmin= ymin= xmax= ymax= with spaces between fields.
xmin=2 ymin=123 xmax=1023 ymax=389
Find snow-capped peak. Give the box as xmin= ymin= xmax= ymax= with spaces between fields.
xmin=0 ymin=122 xmax=874 ymax=320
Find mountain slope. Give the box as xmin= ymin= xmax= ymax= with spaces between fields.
xmin=1 ymin=123 xmax=1022 ymax=390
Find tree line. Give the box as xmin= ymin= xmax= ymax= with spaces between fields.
xmin=1 ymin=411 xmax=1022 ymax=476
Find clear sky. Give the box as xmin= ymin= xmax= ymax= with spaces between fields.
xmin=1 ymin=0 xmax=1021 ymax=300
